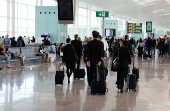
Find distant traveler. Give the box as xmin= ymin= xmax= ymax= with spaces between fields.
xmin=17 ymin=36 xmax=25 ymax=47
xmin=0 ymin=36 xmax=4 ymax=45
xmin=165 ymin=38 xmax=169 ymax=56
xmin=113 ymin=41 xmax=131 ymax=93
xmin=71 ymin=34 xmax=83 ymax=69
xmin=151 ymin=37 xmax=156 ymax=57
xmin=86 ymin=31 xmax=104 ymax=86
xmin=137 ymin=38 xmax=143 ymax=57
xmin=101 ymin=35 xmax=109 ymax=57
xmin=31 ymin=36 xmax=35 ymax=43
xmin=48 ymin=44 xmax=56 ymax=53
xmin=5 ymin=47 xmax=25 ymax=66
xmin=0 ymin=43 xmax=12 ymax=68
xmin=146 ymin=37 xmax=152 ymax=59
xmin=124 ymin=35 xmax=134 ymax=56
xmin=62 ymin=38 xmax=76 ymax=84
xmin=38 ymin=43 xmax=48 ymax=63
xmin=23 ymin=36 xmax=28 ymax=44
xmin=4 ymin=35 xmax=10 ymax=45
xmin=44 ymin=37 xmax=51 ymax=46
xmin=11 ymin=37 xmax=17 ymax=47
xmin=157 ymin=38 xmax=165 ymax=59
xmin=84 ymin=37 xmax=93 ymax=87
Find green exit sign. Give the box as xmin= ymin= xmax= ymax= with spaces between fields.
xmin=96 ymin=11 xmax=109 ymax=17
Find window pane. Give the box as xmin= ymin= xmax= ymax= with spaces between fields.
xmin=18 ymin=4 xmax=27 ymax=19
xmin=91 ymin=11 xmax=96 ymax=18
xmin=82 ymin=17 xmax=86 ymax=26
xmin=15 ymin=3 xmax=18 ymax=18
xmin=0 ymin=32 xmax=7 ymax=36
xmin=43 ymin=0 xmax=57 ymax=6
xmin=18 ymin=19 xmax=27 ymax=33
xmin=0 ymin=0 xmax=7 ymax=16
xmin=0 ymin=17 xmax=7 ymax=31
xmin=79 ymin=7 xmax=86 ymax=16
xmin=28 ymin=6 xmax=35 ymax=20
xmin=16 ymin=0 xmax=36 ymax=6
xmin=78 ymin=16 xmax=83 ymax=26
xmin=28 ymin=20 xmax=35 ymax=33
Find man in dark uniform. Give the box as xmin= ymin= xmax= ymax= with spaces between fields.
xmin=71 ymin=34 xmax=83 ymax=69
xmin=86 ymin=31 xmax=104 ymax=86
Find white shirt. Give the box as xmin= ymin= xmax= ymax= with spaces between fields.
xmin=101 ymin=38 xmax=109 ymax=57
xmin=23 ymin=37 xmax=28 ymax=43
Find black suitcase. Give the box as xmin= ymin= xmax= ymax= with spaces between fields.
xmin=127 ymin=74 xmax=136 ymax=92
xmin=132 ymin=56 xmax=139 ymax=81
xmin=101 ymin=60 xmax=108 ymax=79
xmin=55 ymin=64 xmax=64 ymax=85
xmin=91 ymin=65 xmax=106 ymax=95
xmin=74 ymin=69 xmax=85 ymax=79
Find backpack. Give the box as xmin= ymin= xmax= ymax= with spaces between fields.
xmin=132 ymin=44 xmax=135 ymax=50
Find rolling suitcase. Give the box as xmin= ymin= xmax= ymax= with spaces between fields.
xmin=91 ymin=65 xmax=106 ymax=95
xmin=101 ymin=60 xmax=108 ymax=79
xmin=55 ymin=64 xmax=65 ymax=85
xmin=132 ymin=56 xmax=139 ymax=81
xmin=74 ymin=69 xmax=85 ymax=79
xmin=127 ymin=74 xmax=136 ymax=92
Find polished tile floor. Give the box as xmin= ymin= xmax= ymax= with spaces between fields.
xmin=0 ymin=51 xmax=170 ymax=111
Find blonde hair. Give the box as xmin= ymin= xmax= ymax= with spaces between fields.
xmin=89 ymin=37 xmax=93 ymax=42
xmin=0 ymin=43 xmax=4 ymax=49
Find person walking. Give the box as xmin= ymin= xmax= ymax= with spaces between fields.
xmin=165 ymin=38 xmax=169 ymax=56
xmin=84 ymin=37 xmax=93 ymax=87
xmin=113 ymin=41 xmax=131 ymax=93
xmin=137 ymin=38 xmax=143 ymax=57
xmin=146 ymin=37 xmax=152 ymax=60
xmin=62 ymin=38 xmax=76 ymax=84
xmin=86 ymin=31 xmax=104 ymax=86
xmin=151 ymin=37 xmax=156 ymax=58
xmin=71 ymin=34 xmax=83 ymax=69
xmin=157 ymin=38 xmax=165 ymax=59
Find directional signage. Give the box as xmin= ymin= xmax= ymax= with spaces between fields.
xmin=96 ymin=11 xmax=109 ymax=17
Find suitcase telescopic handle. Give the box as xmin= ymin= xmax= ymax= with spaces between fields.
xmin=96 ymin=64 xmax=99 ymax=82
xmin=60 ymin=63 xmax=64 ymax=71
xmin=133 ymin=55 xmax=135 ymax=69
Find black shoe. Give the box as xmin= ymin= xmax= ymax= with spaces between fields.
xmin=120 ymin=89 xmax=123 ymax=93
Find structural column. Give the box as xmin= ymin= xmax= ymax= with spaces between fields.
xmin=12 ymin=0 xmax=15 ymax=37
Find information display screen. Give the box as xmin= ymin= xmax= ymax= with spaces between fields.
xmin=146 ymin=21 xmax=152 ymax=32
xmin=127 ymin=23 xmax=142 ymax=33
xmin=167 ymin=31 xmax=170 ymax=35
xmin=105 ymin=29 xmax=116 ymax=36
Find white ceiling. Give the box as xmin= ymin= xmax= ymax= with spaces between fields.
xmin=79 ymin=0 xmax=170 ymax=29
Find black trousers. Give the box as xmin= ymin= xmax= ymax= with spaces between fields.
xmin=86 ymin=64 xmax=91 ymax=86
xmin=159 ymin=49 xmax=164 ymax=57
xmin=76 ymin=57 xmax=81 ymax=69
xmin=148 ymin=49 xmax=151 ymax=58
xmin=138 ymin=47 xmax=143 ymax=57
xmin=117 ymin=68 xmax=127 ymax=89
xmin=89 ymin=64 xmax=95 ymax=86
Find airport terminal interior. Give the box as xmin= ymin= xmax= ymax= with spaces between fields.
xmin=0 ymin=0 xmax=170 ymax=111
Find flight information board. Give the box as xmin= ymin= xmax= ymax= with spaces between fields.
xmin=127 ymin=23 xmax=142 ymax=33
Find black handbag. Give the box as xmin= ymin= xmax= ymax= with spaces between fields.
xmin=72 ymin=46 xmax=78 ymax=61
xmin=112 ymin=48 xmax=120 ymax=70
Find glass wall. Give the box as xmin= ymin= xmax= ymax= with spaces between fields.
xmin=0 ymin=0 xmax=169 ymax=40
xmin=68 ymin=6 xmax=102 ymax=41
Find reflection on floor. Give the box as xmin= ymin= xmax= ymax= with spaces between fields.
xmin=0 ymin=53 xmax=170 ymax=111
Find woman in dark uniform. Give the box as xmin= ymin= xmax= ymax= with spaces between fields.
xmin=113 ymin=41 xmax=131 ymax=93
xmin=62 ymin=38 xmax=75 ymax=84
